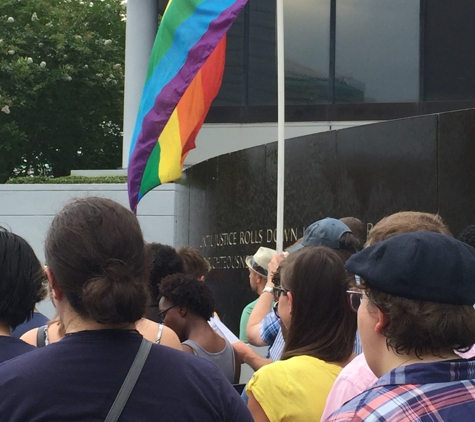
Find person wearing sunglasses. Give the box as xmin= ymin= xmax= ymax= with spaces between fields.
xmin=321 ymin=211 xmax=452 ymax=421
xmin=246 ymin=246 xmax=357 ymax=422
xmin=159 ymin=273 xmax=240 ymax=384
xmin=327 ymin=231 xmax=475 ymax=422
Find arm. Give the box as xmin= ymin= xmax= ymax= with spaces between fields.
xmin=239 ymin=304 xmax=252 ymax=342
xmin=246 ymin=253 xmax=285 ymax=346
xmin=232 ymin=341 xmax=272 ymax=372
xmin=248 ymin=391 xmax=271 ymax=422
xmin=233 ymin=348 xmax=241 ymax=384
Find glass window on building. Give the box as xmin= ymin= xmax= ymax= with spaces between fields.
xmin=284 ymin=0 xmax=331 ymax=104
xmin=247 ymin=0 xmax=330 ymax=105
xmin=247 ymin=0 xmax=277 ymax=105
xmin=335 ymin=0 xmax=420 ymax=103
xmin=213 ymin=8 xmax=247 ymax=106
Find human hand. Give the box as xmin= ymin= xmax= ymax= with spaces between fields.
xmin=266 ymin=252 xmax=286 ymax=286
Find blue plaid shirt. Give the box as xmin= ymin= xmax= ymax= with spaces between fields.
xmin=326 ymin=358 xmax=475 ymax=421
xmin=260 ymin=312 xmax=284 ymax=361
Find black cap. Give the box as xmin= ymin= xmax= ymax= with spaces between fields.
xmin=345 ymin=231 xmax=475 ymax=305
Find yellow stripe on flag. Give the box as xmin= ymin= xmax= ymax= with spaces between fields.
xmin=158 ymin=109 xmax=183 ymax=183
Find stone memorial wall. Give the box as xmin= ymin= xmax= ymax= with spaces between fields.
xmin=175 ymin=108 xmax=475 ymax=334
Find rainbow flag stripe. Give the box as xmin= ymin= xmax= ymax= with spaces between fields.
xmin=128 ymin=0 xmax=248 ymax=212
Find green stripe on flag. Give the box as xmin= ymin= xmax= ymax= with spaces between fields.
xmin=140 ymin=143 xmax=162 ymax=196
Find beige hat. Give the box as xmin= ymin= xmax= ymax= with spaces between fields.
xmin=245 ymin=247 xmax=276 ymax=278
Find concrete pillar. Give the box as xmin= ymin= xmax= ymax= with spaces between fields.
xmin=122 ymin=0 xmax=158 ymax=168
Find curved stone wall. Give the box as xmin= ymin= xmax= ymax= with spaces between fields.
xmin=176 ymin=108 xmax=475 ymax=334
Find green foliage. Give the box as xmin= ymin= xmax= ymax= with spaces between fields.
xmin=6 ymin=175 xmax=127 ymax=184
xmin=0 ymin=0 xmax=126 ymax=183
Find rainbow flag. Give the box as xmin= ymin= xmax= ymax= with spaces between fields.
xmin=127 ymin=0 xmax=248 ymax=212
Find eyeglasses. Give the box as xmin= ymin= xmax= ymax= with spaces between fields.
xmin=272 ymin=285 xmax=289 ymax=302
xmin=273 ymin=302 xmax=280 ymax=319
xmin=346 ymin=290 xmax=364 ymax=313
xmin=157 ymin=304 xmax=177 ymax=323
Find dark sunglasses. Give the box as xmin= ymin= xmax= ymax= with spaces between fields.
xmin=157 ymin=304 xmax=177 ymax=323
xmin=346 ymin=290 xmax=364 ymax=313
xmin=272 ymin=285 xmax=289 ymax=302
xmin=273 ymin=302 xmax=280 ymax=319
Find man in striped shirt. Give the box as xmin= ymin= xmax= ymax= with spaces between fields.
xmin=327 ymin=231 xmax=475 ymax=421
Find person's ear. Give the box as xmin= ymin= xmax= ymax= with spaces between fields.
xmin=374 ymin=307 xmax=388 ymax=334
xmin=45 ymin=267 xmax=64 ymax=301
xmin=287 ymin=291 xmax=294 ymax=316
xmin=178 ymin=306 xmax=188 ymax=317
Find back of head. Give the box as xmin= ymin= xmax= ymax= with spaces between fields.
xmin=339 ymin=216 xmax=365 ymax=248
xmin=347 ymin=231 xmax=475 ymax=357
xmin=177 ymin=246 xmax=210 ymax=279
xmin=290 ymin=217 xmax=360 ymax=262
xmin=367 ymin=211 xmax=451 ymax=246
xmin=280 ymin=246 xmax=356 ymax=362
xmin=0 ymin=227 xmax=47 ymax=328
xmin=159 ymin=273 xmax=215 ymax=320
xmin=148 ymin=243 xmax=184 ymax=303
xmin=458 ymin=225 xmax=475 ymax=248
xmin=45 ymin=197 xmax=149 ymax=325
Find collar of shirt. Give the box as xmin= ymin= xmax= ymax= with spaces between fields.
xmin=375 ymin=358 xmax=475 ymax=387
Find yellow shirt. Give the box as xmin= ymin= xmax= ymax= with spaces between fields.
xmin=247 ymin=355 xmax=342 ymax=422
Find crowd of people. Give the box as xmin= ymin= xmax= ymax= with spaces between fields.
xmin=1 ymin=196 xmax=475 ymax=421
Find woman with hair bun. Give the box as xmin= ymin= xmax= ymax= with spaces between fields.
xmin=0 ymin=227 xmax=47 ymax=362
xmin=0 ymin=197 xmax=252 ymax=422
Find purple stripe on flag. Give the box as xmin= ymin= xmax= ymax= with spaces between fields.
xmin=128 ymin=5 xmax=246 ymax=210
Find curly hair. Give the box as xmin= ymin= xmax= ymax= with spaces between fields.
xmin=159 ymin=274 xmax=215 ymax=320
xmin=364 ymin=283 xmax=475 ymax=358
xmin=148 ymin=243 xmax=184 ymax=303
xmin=458 ymin=225 xmax=475 ymax=248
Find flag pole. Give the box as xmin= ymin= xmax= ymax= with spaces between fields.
xmin=275 ymin=0 xmax=285 ymax=253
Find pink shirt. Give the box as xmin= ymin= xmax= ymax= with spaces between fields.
xmin=456 ymin=345 xmax=475 ymax=359
xmin=320 ymin=353 xmax=377 ymax=421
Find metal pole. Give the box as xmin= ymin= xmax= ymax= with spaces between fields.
xmin=275 ymin=0 xmax=285 ymax=253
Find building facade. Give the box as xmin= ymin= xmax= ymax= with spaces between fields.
xmin=123 ymin=0 xmax=475 ymax=167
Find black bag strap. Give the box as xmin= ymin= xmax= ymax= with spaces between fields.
xmin=104 ymin=338 xmax=152 ymax=422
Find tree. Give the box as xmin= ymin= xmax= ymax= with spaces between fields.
xmin=0 ymin=0 xmax=126 ymax=182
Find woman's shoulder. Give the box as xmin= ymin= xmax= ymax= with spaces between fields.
xmin=136 ymin=318 xmax=182 ymax=350
xmin=159 ymin=325 xmax=182 ymax=350
xmin=20 ymin=327 xmax=40 ymax=346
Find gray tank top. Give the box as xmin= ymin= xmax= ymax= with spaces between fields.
xmin=182 ymin=339 xmax=235 ymax=383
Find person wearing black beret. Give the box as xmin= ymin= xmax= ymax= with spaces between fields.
xmin=327 ymin=231 xmax=475 ymax=421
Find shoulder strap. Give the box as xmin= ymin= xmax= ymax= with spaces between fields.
xmin=36 ymin=325 xmax=47 ymax=348
xmin=104 ymin=338 xmax=152 ymax=422
xmin=155 ymin=323 xmax=164 ymax=344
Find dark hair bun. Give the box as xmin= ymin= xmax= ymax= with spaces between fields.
xmin=45 ymin=197 xmax=150 ymax=324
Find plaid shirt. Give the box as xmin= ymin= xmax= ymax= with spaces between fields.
xmin=260 ymin=312 xmax=285 ymax=361
xmin=326 ymin=358 xmax=475 ymax=421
